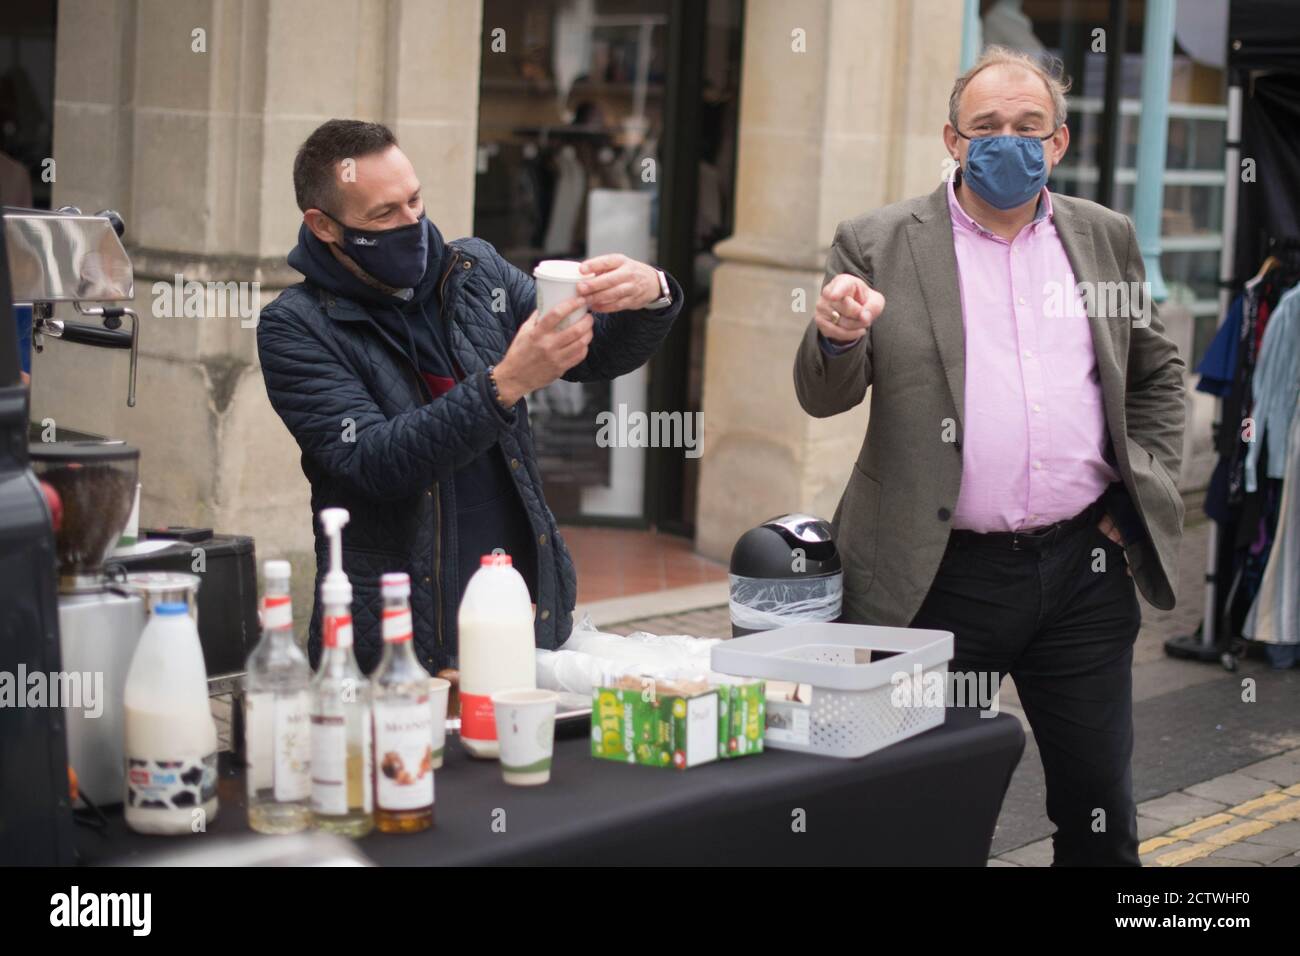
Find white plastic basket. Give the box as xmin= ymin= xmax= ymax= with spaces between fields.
xmin=709 ymin=623 xmax=954 ymax=759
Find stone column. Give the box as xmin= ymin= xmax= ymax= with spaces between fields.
xmin=695 ymin=0 xmax=962 ymax=559
xmin=38 ymin=0 xmax=483 ymax=625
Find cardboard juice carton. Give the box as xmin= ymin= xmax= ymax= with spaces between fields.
xmin=591 ymin=676 xmax=764 ymax=770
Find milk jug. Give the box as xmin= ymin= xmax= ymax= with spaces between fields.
xmin=457 ymin=553 xmax=535 ymax=758
xmin=124 ymin=602 xmax=219 ymax=833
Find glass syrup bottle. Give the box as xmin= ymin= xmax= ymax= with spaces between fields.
xmin=372 ymin=572 xmax=435 ymax=833
xmin=309 ymin=508 xmax=374 ymax=837
xmin=244 ymin=560 xmax=312 ymax=834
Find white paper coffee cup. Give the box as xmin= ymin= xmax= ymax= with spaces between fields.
xmin=490 ymin=688 xmax=558 ymax=786
xmin=533 ymin=259 xmax=588 ymax=330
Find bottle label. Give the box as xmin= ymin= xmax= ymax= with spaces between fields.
xmin=263 ymin=595 xmax=293 ymax=630
xmin=246 ymin=692 xmax=273 ymax=794
xmin=360 ymin=718 xmax=373 ymax=814
xmin=324 ymin=613 xmax=352 ymax=649
xmin=311 ymin=714 xmax=347 ymax=815
xmin=382 ymin=607 xmax=413 ymax=643
xmin=274 ymin=692 xmax=311 ymax=801
xmin=460 ymin=692 xmax=498 ymax=742
xmin=127 ymin=752 xmax=218 ymax=809
xmin=247 ymin=691 xmax=310 ymax=801
xmin=373 ymin=698 xmax=435 ymax=811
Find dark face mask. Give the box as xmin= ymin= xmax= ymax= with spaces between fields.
xmin=954 ymin=129 xmax=1056 ymax=210
xmin=323 ymin=210 xmax=429 ymax=289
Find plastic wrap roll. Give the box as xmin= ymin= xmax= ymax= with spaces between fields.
xmin=728 ymin=572 xmax=842 ymax=632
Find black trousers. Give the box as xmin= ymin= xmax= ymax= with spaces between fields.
xmin=910 ymin=502 xmax=1143 ymax=866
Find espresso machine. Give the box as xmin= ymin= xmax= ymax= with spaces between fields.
xmin=0 ymin=217 xmax=74 ymax=864
xmin=2 ymin=205 xmax=146 ymax=832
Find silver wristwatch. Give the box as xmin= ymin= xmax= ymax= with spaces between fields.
xmin=644 ymin=269 xmax=672 ymax=310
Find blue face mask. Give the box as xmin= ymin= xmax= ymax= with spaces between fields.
xmin=956 ymin=131 xmax=1054 ymax=210
xmin=323 ymin=211 xmax=429 ymax=289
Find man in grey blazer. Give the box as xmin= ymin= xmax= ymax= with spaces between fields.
xmin=794 ymin=47 xmax=1186 ymax=866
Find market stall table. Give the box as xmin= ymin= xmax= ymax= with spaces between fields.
xmin=76 ymin=704 xmax=1024 ymax=866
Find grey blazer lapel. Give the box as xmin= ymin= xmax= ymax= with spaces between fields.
xmin=907 ymin=183 xmax=966 ymax=429
xmin=1051 ymin=196 xmax=1127 ymax=441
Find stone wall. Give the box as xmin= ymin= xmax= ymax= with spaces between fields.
xmin=696 ymin=0 xmax=966 ymax=559
xmin=36 ymin=0 xmax=483 ymax=632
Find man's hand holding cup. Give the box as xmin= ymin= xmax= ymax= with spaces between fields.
xmin=493 ymin=295 xmax=594 ymax=406
xmin=815 ymin=274 xmax=884 ymax=344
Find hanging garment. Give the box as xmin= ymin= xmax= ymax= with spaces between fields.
xmin=1196 ymin=294 xmax=1243 ymax=398
xmin=1243 ymin=393 xmax=1300 ymax=660
xmin=1245 ymin=284 xmax=1300 ymax=493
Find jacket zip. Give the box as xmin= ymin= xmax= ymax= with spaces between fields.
xmin=432 ymin=249 xmax=459 ymax=650
xmin=434 ymin=248 xmax=465 ymax=650
xmin=434 ymin=480 xmax=443 ymax=647
xmin=438 ymin=249 xmax=460 ymax=305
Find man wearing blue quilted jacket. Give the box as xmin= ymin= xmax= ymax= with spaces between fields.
xmin=257 ymin=120 xmax=682 ymax=675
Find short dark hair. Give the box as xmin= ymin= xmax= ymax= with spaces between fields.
xmin=293 ymin=119 xmax=398 ymax=214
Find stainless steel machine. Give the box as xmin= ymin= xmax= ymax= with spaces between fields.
xmin=0 ymin=215 xmax=74 ymax=864
xmin=6 ymin=205 xmax=139 ymax=405
xmin=2 ymin=206 xmax=261 ymax=863
xmin=3 ymin=205 xmax=146 ymax=838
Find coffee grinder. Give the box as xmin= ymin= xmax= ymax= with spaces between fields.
xmin=29 ymin=441 xmax=145 ymax=807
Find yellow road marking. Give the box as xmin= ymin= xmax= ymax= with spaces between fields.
xmin=1139 ymin=835 xmax=1180 ymax=855
xmin=1155 ymin=843 xmax=1219 ymax=866
xmin=1167 ymin=812 xmax=1235 ymax=839
xmin=1228 ymin=791 xmax=1289 ymax=816
xmin=1204 ymin=819 xmax=1275 ymax=846
xmin=1260 ymin=799 xmax=1300 ymax=823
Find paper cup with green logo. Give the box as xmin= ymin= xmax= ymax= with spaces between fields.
xmin=429 ymin=677 xmax=451 ymax=770
xmin=490 ymin=688 xmax=558 ymax=786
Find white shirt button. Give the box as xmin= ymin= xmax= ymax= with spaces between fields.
xmin=1033 ymin=460 xmax=1043 ymax=470
xmin=1032 ymin=403 xmax=1042 ymax=413
xmin=1023 ymin=349 xmax=1033 ymax=358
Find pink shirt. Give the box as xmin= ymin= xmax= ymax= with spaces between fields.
xmin=948 ymin=179 xmax=1118 ymax=533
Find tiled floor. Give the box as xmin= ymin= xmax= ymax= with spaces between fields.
xmin=558 ymin=525 xmax=728 ymax=604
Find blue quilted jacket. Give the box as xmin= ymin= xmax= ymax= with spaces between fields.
xmin=257 ymin=223 xmax=682 ymax=674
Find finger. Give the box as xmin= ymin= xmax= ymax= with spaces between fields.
xmin=577 ymin=266 xmax=631 ymax=296
xmin=824 ymin=274 xmax=868 ymax=304
xmin=822 ymin=274 xmax=857 ymax=301
xmin=861 ymin=288 xmax=886 ymax=323
xmin=586 ymin=282 xmax=637 ymax=311
xmin=538 ymin=295 xmax=587 ymax=331
xmin=578 ymin=253 xmax=625 ymax=276
xmin=815 ymin=313 xmax=866 ymax=343
xmin=818 ymin=297 xmax=867 ymax=329
xmin=551 ymin=311 xmax=595 ymax=346
xmin=555 ymin=341 xmax=591 ymax=369
xmin=835 ymin=295 xmax=868 ymax=323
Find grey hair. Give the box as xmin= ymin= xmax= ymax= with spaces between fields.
xmin=948 ymin=46 xmax=1071 ymax=131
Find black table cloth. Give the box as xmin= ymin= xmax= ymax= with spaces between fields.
xmin=77 ymin=704 xmax=1024 ymax=866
